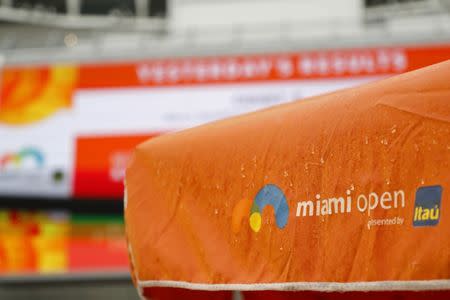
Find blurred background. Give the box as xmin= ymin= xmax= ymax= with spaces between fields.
xmin=0 ymin=0 xmax=450 ymax=299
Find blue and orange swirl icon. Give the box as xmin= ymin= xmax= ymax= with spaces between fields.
xmin=232 ymin=184 xmax=289 ymax=233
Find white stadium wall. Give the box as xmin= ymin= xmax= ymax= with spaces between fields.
xmin=170 ymin=0 xmax=361 ymax=30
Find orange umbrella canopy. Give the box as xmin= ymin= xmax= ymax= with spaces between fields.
xmin=125 ymin=60 xmax=450 ymax=294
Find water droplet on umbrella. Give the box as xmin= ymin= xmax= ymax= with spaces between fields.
xmin=391 ymin=125 xmax=397 ymax=134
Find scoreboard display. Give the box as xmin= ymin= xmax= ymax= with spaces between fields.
xmin=0 ymin=44 xmax=449 ymax=199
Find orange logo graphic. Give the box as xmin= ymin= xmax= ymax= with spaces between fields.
xmin=0 ymin=65 xmax=78 ymax=125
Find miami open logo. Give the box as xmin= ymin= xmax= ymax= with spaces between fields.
xmin=0 ymin=147 xmax=44 ymax=170
xmin=232 ymin=182 xmax=409 ymax=234
xmin=232 ymin=184 xmax=289 ymax=233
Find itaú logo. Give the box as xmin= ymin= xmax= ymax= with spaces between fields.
xmin=232 ymin=184 xmax=289 ymax=233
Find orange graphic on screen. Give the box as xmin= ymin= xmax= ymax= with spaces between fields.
xmin=0 ymin=65 xmax=77 ymax=125
xmin=0 ymin=211 xmax=69 ymax=274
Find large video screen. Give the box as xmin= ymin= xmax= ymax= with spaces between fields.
xmin=1 ymin=44 xmax=449 ymax=199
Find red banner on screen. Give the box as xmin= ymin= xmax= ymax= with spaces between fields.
xmin=78 ymin=44 xmax=450 ymax=89
xmin=73 ymin=134 xmax=157 ymax=198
